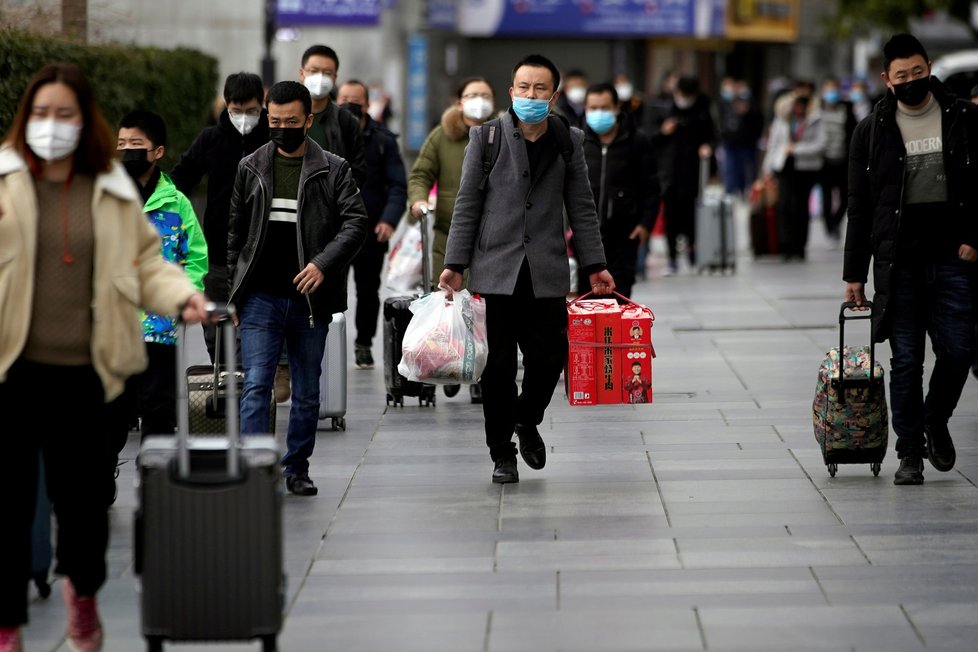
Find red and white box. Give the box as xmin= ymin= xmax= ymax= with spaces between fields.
xmin=566 ymin=299 xmax=620 ymax=406
xmin=620 ymin=304 xmax=655 ymax=404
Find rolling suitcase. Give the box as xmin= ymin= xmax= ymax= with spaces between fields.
xmin=186 ymin=322 xmax=275 ymax=434
xmin=319 ymin=312 xmax=347 ymax=430
xmin=136 ymin=310 xmax=284 ymax=652
xmin=695 ymin=157 xmax=735 ymax=273
xmin=812 ymin=301 xmax=888 ymax=477
xmin=383 ymin=207 xmax=437 ymax=407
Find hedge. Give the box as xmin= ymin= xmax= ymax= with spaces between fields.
xmin=0 ymin=28 xmax=218 ymax=169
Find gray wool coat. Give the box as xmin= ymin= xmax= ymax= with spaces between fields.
xmin=444 ymin=111 xmax=606 ymax=298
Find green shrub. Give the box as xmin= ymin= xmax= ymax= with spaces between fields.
xmin=0 ymin=28 xmax=218 ymax=168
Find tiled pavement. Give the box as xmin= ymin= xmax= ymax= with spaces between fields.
xmin=22 ymin=215 xmax=978 ymax=651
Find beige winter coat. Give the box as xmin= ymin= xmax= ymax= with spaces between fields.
xmin=0 ymin=146 xmax=197 ymax=401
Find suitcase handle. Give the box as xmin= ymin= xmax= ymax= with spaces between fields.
xmin=836 ymin=301 xmax=877 ymax=401
xmin=176 ymin=303 xmax=240 ymax=479
xmin=419 ymin=205 xmax=431 ymax=291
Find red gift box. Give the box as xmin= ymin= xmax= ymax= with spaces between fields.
xmin=620 ymin=304 xmax=655 ymax=404
xmin=566 ymin=299 xmax=620 ymax=406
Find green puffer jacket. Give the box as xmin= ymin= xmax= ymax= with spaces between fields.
xmin=407 ymin=106 xmax=473 ymax=276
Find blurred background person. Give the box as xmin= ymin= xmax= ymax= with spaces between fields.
xmin=653 ymin=75 xmax=715 ymax=275
xmin=717 ymin=77 xmax=763 ymax=197
xmin=336 ymin=80 xmax=407 ymax=370
xmin=554 ymin=68 xmax=588 ymax=128
xmin=762 ymin=88 xmax=825 ymax=261
xmin=818 ymin=76 xmax=857 ymax=244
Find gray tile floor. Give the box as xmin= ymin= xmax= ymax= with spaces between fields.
xmin=22 ymin=212 xmax=978 ymax=651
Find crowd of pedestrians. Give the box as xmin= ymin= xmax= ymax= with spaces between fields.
xmin=4 ymin=30 xmax=978 ymax=651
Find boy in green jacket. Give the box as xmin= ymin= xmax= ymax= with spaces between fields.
xmin=117 ymin=110 xmax=208 ymax=439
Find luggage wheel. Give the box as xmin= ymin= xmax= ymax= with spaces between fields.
xmin=261 ymin=634 xmax=278 ymax=652
xmin=827 ymin=463 xmax=838 ymax=477
xmin=871 ymin=462 xmax=882 ymax=477
xmin=331 ymin=416 xmax=346 ymax=431
xmin=145 ymin=636 xmax=164 ymax=652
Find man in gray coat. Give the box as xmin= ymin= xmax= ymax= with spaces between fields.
xmin=439 ymin=54 xmax=615 ymax=484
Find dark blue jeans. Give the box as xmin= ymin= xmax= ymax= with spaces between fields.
xmin=238 ymin=292 xmax=329 ymax=477
xmin=887 ymin=260 xmax=975 ymax=458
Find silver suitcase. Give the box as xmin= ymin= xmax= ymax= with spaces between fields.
xmin=318 ymin=311 xmax=347 ymax=430
xmin=695 ymin=158 xmax=735 ymax=274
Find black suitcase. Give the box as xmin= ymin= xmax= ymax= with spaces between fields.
xmin=186 ymin=322 xmax=275 ymax=434
xmin=135 ymin=310 xmax=284 ymax=652
xmin=383 ymin=207 xmax=436 ymax=407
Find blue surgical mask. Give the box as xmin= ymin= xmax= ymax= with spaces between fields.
xmin=720 ymin=89 xmax=735 ymax=102
xmin=822 ymin=89 xmax=840 ymax=104
xmin=512 ymin=95 xmax=552 ymax=125
xmin=850 ymin=90 xmax=865 ymax=103
xmin=585 ymin=109 xmax=616 ymax=135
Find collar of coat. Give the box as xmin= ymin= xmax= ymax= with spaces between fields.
xmin=0 ymin=145 xmax=140 ymax=203
xmin=440 ymin=106 xmax=469 ymax=141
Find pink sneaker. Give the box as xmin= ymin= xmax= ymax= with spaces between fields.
xmin=0 ymin=627 xmax=23 ymax=652
xmin=63 ymin=578 xmax=103 ymax=652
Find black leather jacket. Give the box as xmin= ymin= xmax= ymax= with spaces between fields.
xmin=844 ymin=77 xmax=978 ymax=340
xmin=227 ymin=139 xmax=368 ymax=323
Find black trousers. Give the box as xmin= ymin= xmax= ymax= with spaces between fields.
xmin=576 ymin=225 xmax=641 ymax=300
xmin=480 ymin=261 xmax=568 ymax=462
xmin=663 ymin=186 xmax=697 ymax=266
xmin=821 ymin=159 xmax=848 ymax=237
xmin=0 ymin=361 xmax=117 ymax=626
xmin=122 ymin=342 xmax=177 ymax=439
xmin=351 ymin=244 xmax=386 ymax=348
xmin=776 ymin=166 xmax=820 ymax=259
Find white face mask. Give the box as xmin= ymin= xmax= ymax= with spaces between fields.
xmin=26 ymin=118 xmax=82 ymax=162
xmin=615 ymin=83 xmax=634 ymax=101
xmin=303 ymin=73 xmax=334 ymax=100
xmin=566 ymin=86 xmax=586 ymax=105
xmin=229 ymin=112 xmax=260 ymax=136
xmin=461 ymin=96 xmax=494 ymax=121
xmin=674 ymin=94 xmax=694 ymax=110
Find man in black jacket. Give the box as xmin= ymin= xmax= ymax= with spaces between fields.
xmin=336 ymin=79 xmax=408 ymax=369
xmin=298 ymin=44 xmax=367 ymax=189
xmin=228 ymin=81 xmax=367 ymax=496
xmin=577 ymin=82 xmax=661 ymax=299
xmin=170 ymin=72 xmax=269 ymax=363
xmin=845 ymin=33 xmax=978 ymax=486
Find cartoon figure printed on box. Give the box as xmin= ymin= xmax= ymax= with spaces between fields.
xmin=624 ymin=361 xmax=652 ymax=404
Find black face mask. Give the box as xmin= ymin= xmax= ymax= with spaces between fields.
xmin=338 ymin=102 xmax=363 ymax=119
xmin=121 ymin=148 xmax=153 ymax=179
xmin=892 ymin=76 xmax=930 ymax=106
xmin=269 ymin=127 xmax=306 ymax=154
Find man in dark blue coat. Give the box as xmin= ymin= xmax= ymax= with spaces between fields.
xmin=337 ymin=80 xmax=408 ymax=369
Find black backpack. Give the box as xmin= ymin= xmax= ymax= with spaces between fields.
xmin=478 ymin=114 xmax=574 ymax=191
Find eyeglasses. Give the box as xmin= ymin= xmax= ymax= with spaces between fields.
xmin=461 ymin=93 xmax=492 ymax=101
xmin=229 ymin=109 xmax=261 ymax=118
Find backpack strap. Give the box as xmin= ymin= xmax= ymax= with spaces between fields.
xmin=547 ymin=114 xmax=574 ymax=165
xmin=478 ymin=118 xmax=501 ymax=192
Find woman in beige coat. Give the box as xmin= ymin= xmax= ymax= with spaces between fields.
xmin=0 ymin=63 xmax=210 ymax=652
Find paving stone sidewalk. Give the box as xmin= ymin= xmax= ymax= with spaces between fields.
xmin=22 ymin=220 xmax=978 ymax=651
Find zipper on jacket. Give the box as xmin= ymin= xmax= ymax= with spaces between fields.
xmin=295 ymin=168 xmax=330 ymax=328
xmin=229 ymin=164 xmax=271 ymax=301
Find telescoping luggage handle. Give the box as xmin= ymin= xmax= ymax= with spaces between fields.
xmin=837 ymin=300 xmax=877 ymax=396
xmin=176 ymin=302 xmax=239 ymax=479
xmin=418 ymin=205 xmax=431 ymax=291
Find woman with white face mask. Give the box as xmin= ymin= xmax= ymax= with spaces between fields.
xmin=407 ymin=76 xmax=496 ymax=402
xmin=0 ymin=63 xmax=211 ymax=652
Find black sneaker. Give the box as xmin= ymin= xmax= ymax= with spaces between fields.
xmin=355 ymin=345 xmax=374 ymax=369
xmin=925 ymin=423 xmax=956 ymax=472
xmin=286 ymin=473 xmax=319 ymax=496
xmin=492 ymin=457 xmax=519 ymax=484
xmin=893 ymin=456 xmax=924 ymax=486
xmin=470 ymin=383 xmax=483 ymax=404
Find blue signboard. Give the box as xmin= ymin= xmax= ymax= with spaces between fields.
xmin=427 ymin=0 xmax=457 ymax=30
xmin=277 ymin=0 xmax=381 ymax=26
xmin=406 ymin=35 xmax=429 ymax=151
xmin=458 ymin=0 xmax=705 ymax=37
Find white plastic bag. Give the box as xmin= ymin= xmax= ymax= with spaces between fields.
xmin=385 ymin=221 xmax=423 ymax=292
xmin=397 ymin=289 xmax=488 ymax=385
